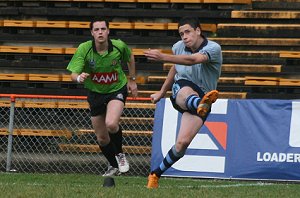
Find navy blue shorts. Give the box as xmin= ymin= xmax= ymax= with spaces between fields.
xmin=170 ymin=79 xmax=210 ymax=121
xmin=87 ymin=84 xmax=128 ymax=117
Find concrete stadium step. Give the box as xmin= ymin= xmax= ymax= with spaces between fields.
xmin=217 ymin=24 xmax=300 ymax=38
xmin=252 ymin=0 xmax=300 ymax=10
xmin=231 ymin=10 xmax=300 ymax=19
xmin=0 ymin=128 xmax=72 ymax=139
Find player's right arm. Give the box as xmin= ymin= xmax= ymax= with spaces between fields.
xmin=151 ymin=65 xmax=176 ymax=104
xmin=144 ymin=49 xmax=208 ymax=65
xmin=71 ymin=72 xmax=90 ymax=83
xmin=67 ymin=42 xmax=91 ymax=83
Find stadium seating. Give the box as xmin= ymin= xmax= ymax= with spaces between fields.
xmin=1 ymin=19 xmax=217 ymax=32
xmin=58 ymin=144 xmax=151 ymax=154
xmin=280 ymin=51 xmax=300 ymax=59
xmin=0 ymin=128 xmax=72 ymax=139
xmin=58 ymin=128 xmax=153 ymax=154
xmin=0 ymin=97 xmax=154 ymax=154
xmin=21 ymin=0 xmax=252 ymax=3
xmin=1 ymin=0 xmax=300 ymax=154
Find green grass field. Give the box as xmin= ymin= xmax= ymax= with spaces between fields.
xmin=0 ymin=173 xmax=300 ymax=198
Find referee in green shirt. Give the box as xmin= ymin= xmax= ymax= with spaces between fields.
xmin=67 ymin=17 xmax=138 ymax=176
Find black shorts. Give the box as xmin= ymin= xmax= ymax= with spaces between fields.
xmin=170 ymin=79 xmax=210 ymax=121
xmin=87 ymin=85 xmax=128 ymax=117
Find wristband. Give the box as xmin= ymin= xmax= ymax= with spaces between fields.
xmin=76 ymin=75 xmax=81 ymax=83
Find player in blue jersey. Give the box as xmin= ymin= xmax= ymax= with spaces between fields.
xmin=144 ymin=16 xmax=222 ymax=188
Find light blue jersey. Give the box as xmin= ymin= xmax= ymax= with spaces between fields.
xmin=172 ymin=38 xmax=222 ymax=93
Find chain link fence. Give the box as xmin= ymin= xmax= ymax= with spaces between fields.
xmin=0 ymin=95 xmax=154 ymax=176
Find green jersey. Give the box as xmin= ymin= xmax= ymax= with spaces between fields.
xmin=67 ymin=39 xmax=131 ymax=94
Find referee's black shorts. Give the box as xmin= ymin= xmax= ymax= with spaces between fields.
xmin=87 ymin=84 xmax=128 ymax=117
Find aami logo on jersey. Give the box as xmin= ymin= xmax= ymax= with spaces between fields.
xmin=160 ymin=99 xmax=228 ymax=174
xmin=91 ymin=72 xmax=118 ymax=84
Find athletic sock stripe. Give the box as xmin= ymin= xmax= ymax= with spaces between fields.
xmin=186 ymin=95 xmax=201 ymax=111
xmin=193 ymin=98 xmax=200 ymax=108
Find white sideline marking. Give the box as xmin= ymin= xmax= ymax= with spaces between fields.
xmin=175 ymin=183 xmax=276 ymax=189
xmin=0 ymin=182 xmax=279 ymax=189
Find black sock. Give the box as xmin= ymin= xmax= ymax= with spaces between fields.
xmin=109 ymin=126 xmax=123 ymax=154
xmin=98 ymin=141 xmax=118 ymax=168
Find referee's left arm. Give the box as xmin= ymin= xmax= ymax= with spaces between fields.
xmin=127 ymin=53 xmax=138 ymax=97
xmin=127 ymin=53 xmax=136 ymax=80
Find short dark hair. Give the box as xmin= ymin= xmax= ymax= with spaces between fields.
xmin=89 ymin=17 xmax=109 ymax=30
xmin=178 ymin=16 xmax=200 ymax=30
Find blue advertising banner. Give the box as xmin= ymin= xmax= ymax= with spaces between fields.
xmin=151 ymin=98 xmax=300 ymax=181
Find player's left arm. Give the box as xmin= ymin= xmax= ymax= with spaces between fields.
xmin=127 ymin=53 xmax=138 ymax=97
